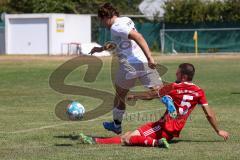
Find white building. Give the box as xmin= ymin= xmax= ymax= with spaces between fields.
xmin=1 ymin=14 xmax=91 ymax=55
xmin=0 ymin=24 xmax=4 ymax=54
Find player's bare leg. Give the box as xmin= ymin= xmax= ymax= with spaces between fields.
xmin=79 ymin=130 xmax=169 ymax=148
xmin=103 ymin=84 xmax=129 ymax=134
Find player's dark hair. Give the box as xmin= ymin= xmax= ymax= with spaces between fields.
xmin=98 ymin=3 xmax=119 ymax=19
xmin=179 ymin=63 xmax=195 ymax=81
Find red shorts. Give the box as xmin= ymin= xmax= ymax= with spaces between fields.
xmin=137 ymin=121 xmax=173 ymax=141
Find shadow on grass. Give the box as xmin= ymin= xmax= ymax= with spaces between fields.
xmin=231 ymin=92 xmax=240 ymax=94
xmin=54 ymin=134 xmax=109 ymax=147
xmin=54 ymin=134 xmax=80 ymax=147
xmin=53 ymin=134 xmax=224 ymax=147
xmin=169 ymin=139 xmax=224 ymax=144
xmin=55 ymin=144 xmax=73 ymax=147
xmin=54 ymin=134 xmax=80 ymax=140
xmin=54 ymin=134 xmax=110 ymax=140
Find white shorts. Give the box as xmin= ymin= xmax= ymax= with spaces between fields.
xmin=115 ymin=62 xmax=162 ymax=90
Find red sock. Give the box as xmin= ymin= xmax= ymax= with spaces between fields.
xmin=129 ymin=136 xmax=156 ymax=147
xmin=95 ymin=136 xmax=121 ymax=144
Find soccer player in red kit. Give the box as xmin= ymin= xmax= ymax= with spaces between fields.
xmin=79 ymin=63 xmax=229 ymax=148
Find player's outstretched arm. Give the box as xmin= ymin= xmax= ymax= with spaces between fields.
xmin=89 ymin=42 xmax=117 ymax=55
xmin=202 ymin=105 xmax=229 ymax=141
xmin=127 ymin=89 xmax=159 ymax=100
xmin=128 ymin=30 xmax=156 ymax=69
xmin=127 ymin=83 xmax=174 ymax=101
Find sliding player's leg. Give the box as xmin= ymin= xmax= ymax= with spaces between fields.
xmin=79 ymin=129 xmax=161 ymax=147
xmin=123 ymin=129 xmax=156 ymax=147
xmin=79 ymin=133 xmax=95 ymax=144
xmin=95 ymin=131 xmax=134 ymax=144
xmin=79 ymin=126 xmax=169 ymax=148
xmin=79 ymin=131 xmax=132 ymax=145
xmin=128 ymin=122 xmax=171 ymax=148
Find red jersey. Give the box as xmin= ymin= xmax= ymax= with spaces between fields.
xmin=158 ymin=82 xmax=208 ymax=137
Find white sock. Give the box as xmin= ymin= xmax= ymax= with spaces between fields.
xmin=113 ymin=107 xmax=125 ymax=127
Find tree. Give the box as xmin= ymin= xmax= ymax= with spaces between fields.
xmin=164 ymin=0 xmax=240 ymax=24
xmin=8 ymin=0 xmax=77 ymax=13
xmin=0 ymin=0 xmax=13 ymax=13
xmin=3 ymin=0 xmax=141 ymax=14
xmin=205 ymin=0 xmax=225 ymax=22
xmin=223 ymin=0 xmax=240 ymax=22
xmin=164 ymin=0 xmax=207 ymax=24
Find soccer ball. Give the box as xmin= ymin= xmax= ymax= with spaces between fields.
xmin=67 ymin=101 xmax=85 ymax=120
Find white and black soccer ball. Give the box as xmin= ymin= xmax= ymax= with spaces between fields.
xmin=67 ymin=101 xmax=85 ymax=120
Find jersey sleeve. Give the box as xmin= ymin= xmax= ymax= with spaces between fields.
xmin=111 ymin=18 xmax=134 ymax=39
xmin=198 ymin=90 xmax=208 ymax=106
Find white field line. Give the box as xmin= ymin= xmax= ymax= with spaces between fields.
xmin=0 ymin=108 xmax=164 ymax=134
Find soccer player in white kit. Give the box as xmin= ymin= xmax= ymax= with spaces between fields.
xmin=90 ymin=3 xmax=162 ymax=134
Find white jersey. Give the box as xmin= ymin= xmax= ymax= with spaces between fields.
xmin=110 ymin=17 xmax=148 ymax=64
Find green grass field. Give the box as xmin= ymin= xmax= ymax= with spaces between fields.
xmin=0 ymin=55 xmax=240 ymax=160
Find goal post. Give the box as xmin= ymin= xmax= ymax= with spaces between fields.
xmin=160 ymin=27 xmax=240 ymax=54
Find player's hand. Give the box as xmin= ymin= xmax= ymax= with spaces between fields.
xmin=89 ymin=47 xmax=103 ymax=55
xmin=104 ymin=42 xmax=117 ymax=51
xmin=127 ymin=94 xmax=137 ymax=101
xmin=217 ymin=130 xmax=229 ymax=141
xmin=148 ymin=57 xmax=156 ymax=69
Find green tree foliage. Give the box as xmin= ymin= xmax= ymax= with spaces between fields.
xmin=0 ymin=0 xmax=12 ymax=13
xmin=164 ymin=0 xmax=205 ymax=24
xmin=8 ymin=0 xmax=77 ymax=13
xmin=0 ymin=0 xmax=9 ymax=5
xmin=223 ymin=0 xmax=240 ymax=22
xmin=164 ymin=0 xmax=240 ymax=23
xmin=2 ymin=0 xmax=240 ymax=23
xmin=74 ymin=0 xmax=142 ymax=14
xmin=1 ymin=0 xmax=141 ymax=14
xmin=205 ymin=0 xmax=225 ymax=22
